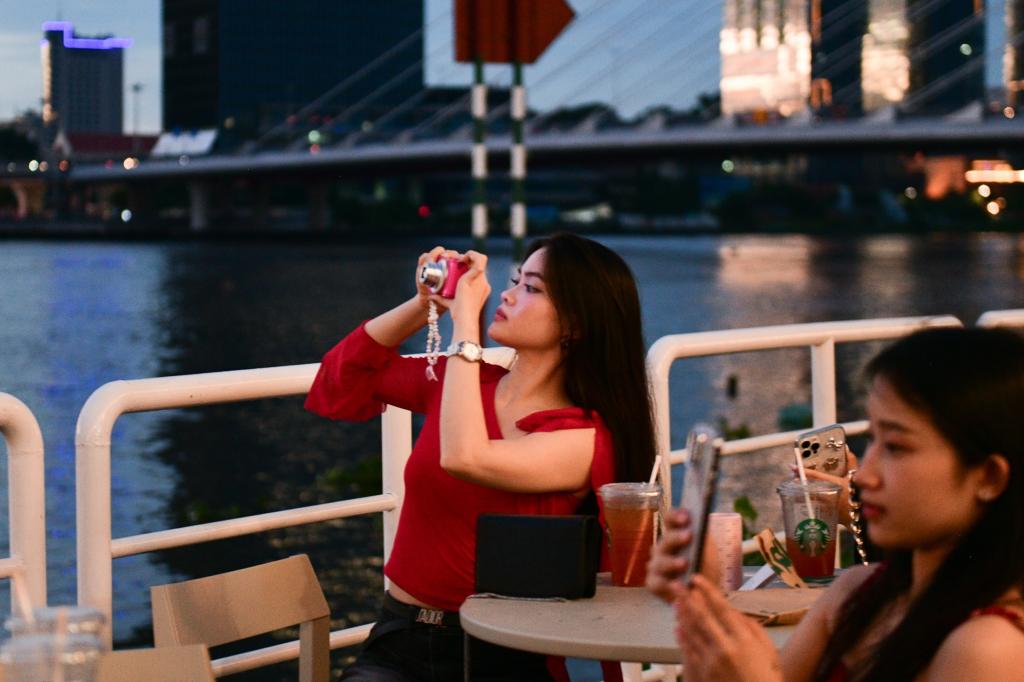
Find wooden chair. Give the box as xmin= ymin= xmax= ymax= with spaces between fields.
xmin=97 ymin=644 xmax=215 ymax=682
xmin=151 ymin=554 xmax=330 ymax=682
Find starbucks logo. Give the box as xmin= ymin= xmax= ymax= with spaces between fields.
xmin=794 ymin=518 xmax=831 ymax=557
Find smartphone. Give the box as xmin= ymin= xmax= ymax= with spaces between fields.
xmin=794 ymin=424 xmax=848 ymax=477
xmin=678 ymin=423 xmax=721 ymax=584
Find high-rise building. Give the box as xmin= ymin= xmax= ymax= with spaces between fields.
xmin=810 ymin=1 xmax=868 ymax=117
xmin=720 ymin=0 xmax=813 ymax=117
xmin=862 ymin=0 xmax=984 ymax=116
xmin=721 ymin=0 xmax=984 ymax=118
xmin=861 ymin=0 xmax=910 ymax=111
xmin=162 ymin=1 xmax=424 ymax=135
xmin=1005 ymin=0 xmax=1024 ymax=105
xmin=41 ymin=21 xmax=132 ymax=135
xmin=904 ymin=0 xmax=985 ymax=115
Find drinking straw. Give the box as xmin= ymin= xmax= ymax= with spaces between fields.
xmin=53 ymin=607 xmax=67 ymax=682
xmin=10 ymin=572 xmax=34 ymax=624
xmin=648 ymin=455 xmax=661 ymax=486
xmin=793 ymin=449 xmax=816 ymax=521
xmin=624 ymin=507 xmax=656 ymax=584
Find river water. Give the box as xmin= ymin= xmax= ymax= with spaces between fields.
xmin=1 ymin=232 xmax=1022 ymax=675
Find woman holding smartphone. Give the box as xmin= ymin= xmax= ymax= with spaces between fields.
xmin=307 ymin=233 xmax=656 ymax=681
xmin=648 ymin=327 xmax=1024 ymax=681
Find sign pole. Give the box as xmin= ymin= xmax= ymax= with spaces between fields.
xmin=510 ymin=61 xmax=527 ymax=262
xmin=454 ymin=0 xmax=574 ymax=256
xmin=472 ymin=57 xmax=488 ymax=252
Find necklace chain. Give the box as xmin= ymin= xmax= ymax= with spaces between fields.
xmin=848 ymin=468 xmax=870 ymax=566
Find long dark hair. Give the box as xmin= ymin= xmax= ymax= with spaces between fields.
xmin=814 ymin=327 xmax=1024 ymax=681
xmin=524 ymin=233 xmax=656 ymax=483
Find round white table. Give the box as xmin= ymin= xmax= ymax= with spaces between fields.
xmin=460 ymin=575 xmax=822 ymax=679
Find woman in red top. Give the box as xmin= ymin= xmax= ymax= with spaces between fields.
xmin=647 ymin=327 xmax=1024 ymax=681
xmin=306 ymin=233 xmax=656 ymax=681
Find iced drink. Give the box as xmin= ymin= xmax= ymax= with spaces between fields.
xmin=599 ymin=482 xmax=661 ymax=587
xmin=777 ymin=480 xmax=841 ymax=583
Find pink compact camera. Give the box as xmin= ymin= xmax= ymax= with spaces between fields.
xmin=419 ymin=256 xmax=469 ymax=299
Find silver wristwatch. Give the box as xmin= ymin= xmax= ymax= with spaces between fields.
xmin=448 ymin=340 xmax=484 ymax=363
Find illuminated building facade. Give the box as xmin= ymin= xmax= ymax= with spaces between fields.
xmin=163 ymin=0 xmax=423 ymax=134
xmin=861 ymin=0 xmax=909 ymax=111
xmin=1005 ymin=0 xmax=1024 ymax=105
xmin=720 ymin=0 xmax=813 ymax=117
xmin=722 ymin=0 xmax=984 ymax=118
xmin=41 ymin=22 xmax=131 ymax=135
xmin=863 ymin=0 xmax=985 ymax=115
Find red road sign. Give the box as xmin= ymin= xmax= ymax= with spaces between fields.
xmin=455 ymin=0 xmax=575 ymax=64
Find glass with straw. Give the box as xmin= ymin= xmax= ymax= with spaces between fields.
xmin=778 ymin=450 xmax=842 ymax=582
xmin=599 ymin=457 xmax=662 ymax=587
xmin=2 ymin=598 xmax=105 ymax=682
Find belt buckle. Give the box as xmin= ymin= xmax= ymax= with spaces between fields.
xmin=415 ymin=608 xmax=445 ymax=626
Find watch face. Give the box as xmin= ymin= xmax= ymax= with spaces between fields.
xmin=460 ymin=341 xmax=483 ymax=361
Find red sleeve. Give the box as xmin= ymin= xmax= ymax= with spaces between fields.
xmin=304 ymin=321 xmax=436 ymax=420
xmin=516 ymin=409 xmax=617 ymax=570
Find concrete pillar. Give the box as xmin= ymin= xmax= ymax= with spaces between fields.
xmin=189 ymin=181 xmax=209 ymax=232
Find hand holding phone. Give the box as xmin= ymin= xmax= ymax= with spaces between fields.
xmin=678 ymin=423 xmax=721 ymax=585
xmin=794 ymin=424 xmax=848 ymax=477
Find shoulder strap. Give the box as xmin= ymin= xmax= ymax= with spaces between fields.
xmin=970 ymin=604 xmax=1024 ymax=633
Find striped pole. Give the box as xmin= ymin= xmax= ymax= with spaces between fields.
xmin=510 ymin=61 xmax=527 ymax=262
xmin=472 ymin=57 xmax=488 ymax=252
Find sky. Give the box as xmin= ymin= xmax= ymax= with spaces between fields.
xmin=0 ymin=0 xmax=1008 ymax=134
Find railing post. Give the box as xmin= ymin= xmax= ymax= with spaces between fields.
xmin=380 ymin=406 xmax=412 ymax=577
xmin=75 ymin=383 xmax=121 ymax=650
xmin=646 ymin=341 xmax=674 ymax=507
xmin=810 ymin=338 xmax=837 ymax=426
xmin=0 ymin=393 xmax=47 ymax=613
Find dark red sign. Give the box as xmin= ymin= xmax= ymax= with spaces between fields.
xmin=455 ymin=0 xmax=575 ymax=64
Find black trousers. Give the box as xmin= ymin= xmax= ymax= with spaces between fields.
xmin=341 ymin=593 xmax=554 ymax=682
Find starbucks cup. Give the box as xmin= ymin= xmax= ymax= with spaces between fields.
xmin=777 ymin=480 xmax=841 ymax=583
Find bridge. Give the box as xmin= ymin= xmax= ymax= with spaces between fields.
xmin=68 ymin=116 xmax=1024 ymax=183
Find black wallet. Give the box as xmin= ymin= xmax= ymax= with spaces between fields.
xmin=474 ymin=514 xmax=601 ymax=599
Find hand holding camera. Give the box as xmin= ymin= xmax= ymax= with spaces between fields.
xmin=416 ymin=247 xmax=462 ymax=312
xmin=418 ymin=249 xmax=489 ymax=320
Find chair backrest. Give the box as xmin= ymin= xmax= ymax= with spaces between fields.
xmin=97 ymin=644 xmax=215 ymax=682
xmin=151 ymin=554 xmax=330 ymax=681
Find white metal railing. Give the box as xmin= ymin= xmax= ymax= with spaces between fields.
xmin=0 ymin=393 xmax=47 ymax=614
xmin=977 ymin=308 xmax=1024 ymax=328
xmin=645 ymin=315 xmax=962 ymax=504
xmin=73 ymin=363 xmax=411 ymax=673
xmin=68 ymin=312 xmax=1024 ymax=679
